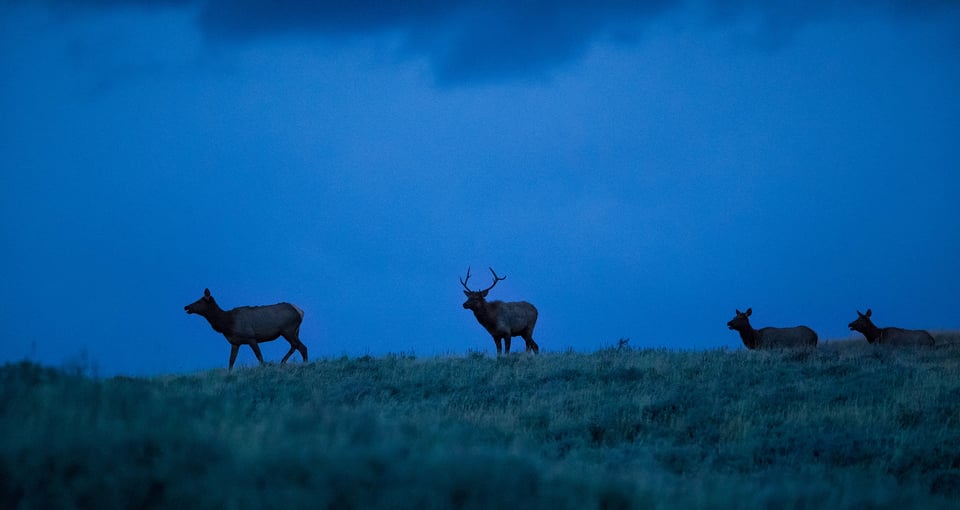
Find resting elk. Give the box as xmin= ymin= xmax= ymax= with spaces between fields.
xmin=848 ymin=309 xmax=935 ymax=346
xmin=461 ymin=267 xmax=539 ymax=354
xmin=184 ymin=288 xmax=308 ymax=370
xmin=726 ymin=308 xmax=818 ymax=350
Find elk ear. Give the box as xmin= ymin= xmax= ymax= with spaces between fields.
xmin=745 ymin=308 xmax=752 ymax=317
xmin=204 ymin=288 xmax=211 ymax=297
xmin=735 ymin=309 xmax=741 ymax=315
xmin=480 ymin=289 xmax=490 ymax=298
xmin=463 ymin=290 xmax=471 ymax=297
xmin=865 ymin=308 xmax=872 ymax=317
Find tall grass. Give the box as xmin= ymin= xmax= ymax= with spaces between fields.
xmin=3 ymin=339 xmax=960 ymax=509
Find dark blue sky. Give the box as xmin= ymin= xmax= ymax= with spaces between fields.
xmin=2 ymin=1 xmax=959 ymax=375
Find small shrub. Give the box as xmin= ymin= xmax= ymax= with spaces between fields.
xmin=4 ymin=345 xmax=960 ymax=509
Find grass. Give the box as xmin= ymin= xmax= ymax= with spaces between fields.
xmin=3 ymin=337 xmax=960 ymax=509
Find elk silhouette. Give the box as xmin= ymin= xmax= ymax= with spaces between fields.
xmin=726 ymin=308 xmax=818 ymax=349
xmin=461 ymin=267 xmax=539 ymax=354
xmin=848 ymin=309 xmax=935 ymax=346
xmin=184 ymin=288 xmax=308 ymax=370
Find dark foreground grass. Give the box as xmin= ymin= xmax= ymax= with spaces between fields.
xmin=3 ymin=338 xmax=960 ymax=509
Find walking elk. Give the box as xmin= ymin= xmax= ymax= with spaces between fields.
xmin=184 ymin=288 xmax=308 ymax=370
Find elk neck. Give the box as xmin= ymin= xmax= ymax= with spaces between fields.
xmin=733 ymin=324 xmax=761 ymax=349
xmin=470 ymin=300 xmax=500 ymax=329
xmin=855 ymin=321 xmax=883 ymax=343
xmin=199 ymin=301 xmax=234 ymax=335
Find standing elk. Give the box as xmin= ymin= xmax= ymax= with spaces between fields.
xmin=727 ymin=308 xmax=818 ymax=350
xmin=461 ymin=267 xmax=539 ymax=354
xmin=184 ymin=288 xmax=308 ymax=370
xmin=847 ymin=309 xmax=935 ymax=346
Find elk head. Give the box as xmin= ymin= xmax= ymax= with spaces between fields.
xmin=848 ymin=308 xmax=874 ymax=331
xmin=184 ymin=288 xmax=217 ymax=315
xmin=727 ymin=308 xmax=753 ymax=331
xmin=460 ymin=267 xmax=506 ymax=311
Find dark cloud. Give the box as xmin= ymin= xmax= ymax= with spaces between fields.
xmin=29 ymin=0 xmax=960 ymax=83
xmin=189 ymin=1 xmax=677 ymax=83
xmin=42 ymin=0 xmax=194 ymax=8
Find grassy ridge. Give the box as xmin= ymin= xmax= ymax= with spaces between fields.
xmin=3 ymin=339 xmax=960 ymax=509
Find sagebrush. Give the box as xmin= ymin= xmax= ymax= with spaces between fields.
xmin=3 ymin=338 xmax=960 ymax=509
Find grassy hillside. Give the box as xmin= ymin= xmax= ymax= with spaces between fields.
xmin=3 ymin=339 xmax=960 ymax=509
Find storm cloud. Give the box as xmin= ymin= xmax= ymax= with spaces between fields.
xmin=39 ymin=0 xmax=959 ymax=83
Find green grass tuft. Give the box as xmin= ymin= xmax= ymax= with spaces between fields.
xmin=3 ymin=339 xmax=960 ymax=509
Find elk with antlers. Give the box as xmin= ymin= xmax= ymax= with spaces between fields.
xmin=460 ymin=267 xmax=539 ymax=354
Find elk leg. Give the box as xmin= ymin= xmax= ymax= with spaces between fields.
xmin=281 ymin=345 xmax=297 ymax=364
xmin=228 ymin=344 xmax=240 ymax=370
xmin=504 ymin=336 xmax=512 ymax=353
xmin=248 ymin=341 xmax=265 ymax=365
xmin=280 ymin=334 xmax=294 ymax=364
xmin=523 ymin=334 xmax=540 ymax=354
xmin=493 ymin=337 xmax=503 ymax=355
xmin=281 ymin=333 xmax=308 ymax=363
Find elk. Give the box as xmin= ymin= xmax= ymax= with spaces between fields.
xmin=726 ymin=308 xmax=818 ymax=350
xmin=461 ymin=267 xmax=539 ymax=354
xmin=848 ymin=309 xmax=935 ymax=346
xmin=184 ymin=288 xmax=308 ymax=370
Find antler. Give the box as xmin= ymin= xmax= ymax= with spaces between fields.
xmin=460 ymin=267 xmax=507 ymax=293
xmin=481 ymin=267 xmax=506 ymax=293
xmin=460 ymin=267 xmax=474 ymax=291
